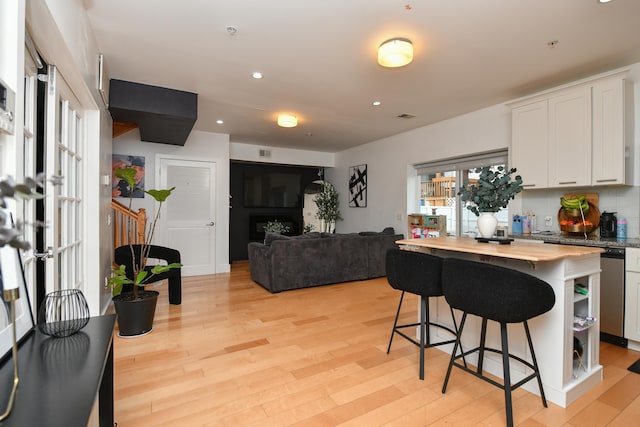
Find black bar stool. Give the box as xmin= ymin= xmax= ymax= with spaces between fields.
xmin=441 ymin=258 xmax=555 ymax=427
xmin=385 ymin=248 xmax=460 ymax=380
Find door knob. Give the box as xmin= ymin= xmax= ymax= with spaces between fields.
xmin=206 ymin=221 xmax=215 ymax=226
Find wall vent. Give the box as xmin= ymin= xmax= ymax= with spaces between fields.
xmin=259 ymin=149 xmax=272 ymax=158
xmin=397 ymin=113 xmax=415 ymax=119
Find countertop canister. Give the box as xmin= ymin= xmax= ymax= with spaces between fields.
xmin=617 ymin=218 xmax=627 ymax=239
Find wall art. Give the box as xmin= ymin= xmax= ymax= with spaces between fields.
xmin=348 ymin=164 xmax=367 ymax=207
xmin=112 ymin=154 xmax=145 ymax=198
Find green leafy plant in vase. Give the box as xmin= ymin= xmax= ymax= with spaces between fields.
xmin=457 ymin=166 xmax=523 ymax=238
xmin=313 ymin=181 xmax=342 ymax=233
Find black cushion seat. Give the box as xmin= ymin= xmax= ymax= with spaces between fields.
xmin=441 ymin=257 xmax=555 ymax=427
xmin=385 ymin=248 xmax=460 ymax=380
xmin=114 ymin=244 xmax=182 ymax=305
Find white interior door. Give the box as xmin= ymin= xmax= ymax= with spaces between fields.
xmin=158 ymin=157 xmax=216 ymax=276
xmin=43 ymin=65 xmax=84 ymax=294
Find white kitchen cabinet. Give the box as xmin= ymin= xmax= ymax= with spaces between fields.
xmin=511 ymin=100 xmax=548 ymax=189
xmin=592 ymin=78 xmax=633 ymax=186
xmin=625 ymin=248 xmax=640 ymax=344
xmin=548 ymin=87 xmax=592 ymax=188
xmin=509 ymin=71 xmax=630 ymax=189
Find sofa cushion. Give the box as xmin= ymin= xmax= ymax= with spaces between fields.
xmin=264 ymin=232 xmax=290 ymax=246
xmin=359 ymin=227 xmax=396 ymax=236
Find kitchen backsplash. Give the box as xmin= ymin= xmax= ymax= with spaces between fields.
xmin=520 ymin=186 xmax=640 ymax=238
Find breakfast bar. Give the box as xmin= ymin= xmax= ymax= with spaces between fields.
xmin=396 ymin=236 xmax=604 ymax=407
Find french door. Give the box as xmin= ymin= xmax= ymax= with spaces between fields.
xmin=40 ymin=65 xmax=85 ymax=296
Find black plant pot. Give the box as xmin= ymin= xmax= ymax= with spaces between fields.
xmin=112 ymin=290 xmax=159 ymax=337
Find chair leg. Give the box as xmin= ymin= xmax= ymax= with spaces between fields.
xmin=168 ymin=276 xmax=182 ymax=305
xmin=478 ymin=317 xmax=488 ymax=374
xmin=500 ymin=322 xmax=514 ymax=427
xmin=419 ymin=296 xmax=427 ymax=380
xmin=524 ymin=321 xmax=548 ymax=407
xmin=442 ymin=312 xmax=467 ymax=394
xmin=387 ymin=291 xmax=405 ymax=354
xmin=449 ymin=306 xmax=467 ymax=369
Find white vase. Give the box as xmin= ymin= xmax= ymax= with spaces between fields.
xmin=477 ymin=212 xmax=498 ymax=238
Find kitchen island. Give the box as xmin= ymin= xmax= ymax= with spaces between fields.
xmin=397 ymin=236 xmax=603 ymax=408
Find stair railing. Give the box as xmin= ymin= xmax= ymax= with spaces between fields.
xmin=111 ymin=199 xmax=147 ymax=248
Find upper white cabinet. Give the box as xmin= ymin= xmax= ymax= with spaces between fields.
xmin=548 ymin=87 xmax=592 ymax=188
xmin=592 ymin=78 xmax=633 ymax=186
xmin=511 ymin=100 xmax=548 ymax=189
xmin=509 ymin=71 xmax=632 ymax=189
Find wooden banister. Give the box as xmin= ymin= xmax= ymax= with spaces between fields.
xmin=111 ymin=199 xmax=147 ymax=248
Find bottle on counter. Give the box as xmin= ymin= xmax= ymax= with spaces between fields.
xmin=617 ymin=218 xmax=627 ymax=239
xmin=512 ymin=214 xmax=522 ymax=236
xmin=522 ymin=215 xmax=531 ymax=235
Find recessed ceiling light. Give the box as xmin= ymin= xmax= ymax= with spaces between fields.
xmin=252 ymin=72 xmax=263 ymax=79
xmin=372 ymin=101 xmax=382 ymax=106
xmin=598 ymin=0 xmax=613 ymax=3
xmin=216 ymin=119 xmax=224 ymax=125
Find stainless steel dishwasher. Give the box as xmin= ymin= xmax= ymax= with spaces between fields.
xmin=600 ymin=247 xmax=627 ymax=347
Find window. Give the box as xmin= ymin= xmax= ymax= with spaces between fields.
xmin=414 ymin=150 xmax=511 ymax=236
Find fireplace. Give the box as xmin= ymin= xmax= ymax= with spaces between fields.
xmin=249 ymin=214 xmax=299 ymax=241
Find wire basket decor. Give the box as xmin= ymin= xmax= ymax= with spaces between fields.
xmin=38 ymin=289 xmax=90 ymax=338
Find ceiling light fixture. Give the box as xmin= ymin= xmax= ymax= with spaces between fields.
xmin=277 ymin=114 xmax=297 ymax=128
xmin=216 ymin=119 xmax=224 ymax=125
xmin=378 ymin=38 xmax=413 ymax=68
xmin=252 ymin=72 xmax=263 ymax=79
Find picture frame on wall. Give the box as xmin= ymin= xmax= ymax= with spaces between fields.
xmin=112 ymin=154 xmax=145 ymax=198
xmin=348 ymin=164 xmax=367 ymax=207
xmin=0 ymin=222 xmax=35 ymax=362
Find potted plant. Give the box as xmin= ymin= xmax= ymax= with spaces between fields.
xmin=108 ymin=167 xmax=181 ymax=337
xmin=263 ymin=220 xmax=290 ymax=235
xmin=457 ymin=166 xmax=523 ymax=238
xmin=313 ymin=181 xmax=342 ymax=233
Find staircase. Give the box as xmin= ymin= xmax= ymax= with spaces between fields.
xmin=111 ymin=199 xmax=147 ymax=248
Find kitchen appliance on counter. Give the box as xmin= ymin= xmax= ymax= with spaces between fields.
xmin=600 ymin=211 xmax=618 ymax=238
xmin=600 ymin=246 xmax=627 ymax=347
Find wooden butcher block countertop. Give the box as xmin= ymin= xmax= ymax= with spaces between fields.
xmin=396 ymin=236 xmax=603 ymax=262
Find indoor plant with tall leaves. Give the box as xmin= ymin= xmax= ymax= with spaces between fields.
xmin=457 ymin=166 xmax=523 ymax=238
xmin=108 ymin=167 xmax=181 ymax=336
xmin=313 ymin=181 xmax=342 ymax=233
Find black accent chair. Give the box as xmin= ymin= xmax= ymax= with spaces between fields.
xmin=114 ymin=245 xmax=182 ymax=305
xmin=385 ymin=248 xmax=460 ymax=380
xmin=441 ymin=258 xmax=555 ymax=427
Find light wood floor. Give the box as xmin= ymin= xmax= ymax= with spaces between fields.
xmin=114 ymin=262 xmax=640 ymax=426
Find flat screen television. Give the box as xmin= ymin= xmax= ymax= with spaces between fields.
xmin=244 ymin=171 xmax=302 ymax=208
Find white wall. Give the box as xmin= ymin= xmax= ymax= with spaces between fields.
xmin=231 ymin=142 xmax=335 ymax=167
xmin=330 ymin=104 xmax=511 ymax=235
xmin=113 ymin=129 xmax=231 ymax=273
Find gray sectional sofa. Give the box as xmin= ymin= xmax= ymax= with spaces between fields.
xmin=248 ymin=228 xmax=404 ymax=293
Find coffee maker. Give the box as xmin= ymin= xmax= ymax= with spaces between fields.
xmin=600 ymin=211 xmax=617 ymax=238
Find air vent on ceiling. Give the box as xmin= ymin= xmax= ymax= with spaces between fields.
xmin=259 ymin=149 xmax=272 ymax=158
xmin=397 ymin=113 xmax=415 ymax=119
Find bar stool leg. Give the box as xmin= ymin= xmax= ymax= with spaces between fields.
xmin=524 ymin=321 xmax=548 ymax=407
xmin=442 ymin=312 xmax=467 ymax=393
xmin=500 ymin=322 xmax=514 ymax=427
xmin=478 ymin=317 xmax=488 ymax=374
xmin=387 ymin=291 xmax=406 ymax=353
xmin=420 ymin=296 xmax=427 ymax=380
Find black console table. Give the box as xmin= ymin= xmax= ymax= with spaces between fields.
xmin=0 ymin=314 xmax=116 ymax=427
